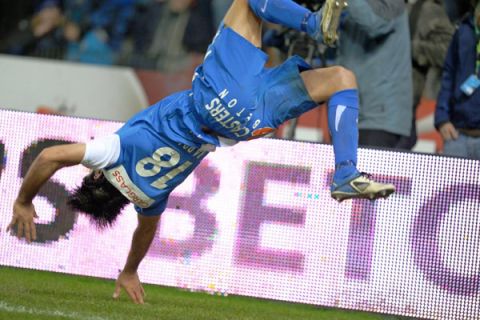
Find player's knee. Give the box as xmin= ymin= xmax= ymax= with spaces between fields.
xmin=332 ymin=66 xmax=357 ymax=90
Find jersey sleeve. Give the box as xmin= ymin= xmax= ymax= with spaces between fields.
xmin=81 ymin=134 xmax=121 ymax=170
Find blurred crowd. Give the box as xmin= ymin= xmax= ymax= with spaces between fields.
xmin=0 ymin=0 xmax=230 ymax=71
xmin=0 ymin=0 xmax=479 ymax=159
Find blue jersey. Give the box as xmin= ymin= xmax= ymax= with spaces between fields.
xmin=191 ymin=25 xmax=317 ymax=141
xmin=102 ymin=26 xmax=317 ymax=216
xmin=102 ymin=91 xmax=211 ymax=216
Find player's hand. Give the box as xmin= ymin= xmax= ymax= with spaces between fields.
xmin=439 ymin=122 xmax=459 ymax=141
xmin=113 ymin=271 xmax=145 ymax=304
xmin=6 ymin=199 xmax=38 ymax=243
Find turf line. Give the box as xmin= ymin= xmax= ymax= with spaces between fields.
xmin=0 ymin=301 xmax=110 ymax=320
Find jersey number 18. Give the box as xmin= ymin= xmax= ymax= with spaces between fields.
xmin=135 ymin=147 xmax=192 ymax=190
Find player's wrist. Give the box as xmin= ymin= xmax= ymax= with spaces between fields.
xmin=121 ymin=268 xmax=138 ymax=275
xmin=15 ymin=196 xmax=32 ymax=206
xmin=122 ymin=261 xmax=140 ymax=274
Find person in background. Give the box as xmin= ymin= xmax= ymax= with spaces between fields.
xmin=443 ymin=0 xmax=471 ymax=23
xmin=435 ymin=0 xmax=480 ymax=160
xmin=64 ymin=0 xmax=136 ymax=65
xmin=396 ymin=0 xmax=454 ymax=149
xmin=126 ymin=0 xmax=215 ymax=72
xmin=0 ymin=1 xmax=65 ymax=58
xmin=0 ymin=0 xmax=136 ymax=65
xmin=0 ymin=0 xmax=38 ymax=51
xmin=335 ymin=0 xmax=413 ymax=149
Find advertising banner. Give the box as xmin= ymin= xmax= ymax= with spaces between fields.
xmin=0 ymin=110 xmax=478 ymax=319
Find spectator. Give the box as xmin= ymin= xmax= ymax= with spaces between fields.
xmin=397 ymin=0 xmax=454 ymax=149
xmin=126 ymin=0 xmax=215 ymax=72
xmin=0 ymin=1 xmax=66 ymax=58
xmin=336 ymin=0 xmax=413 ymax=148
xmin=443 ymin=0 xmax=470 ymax=23
xmin=0 ymin=0 xmax=37 ymax=41
xmin=0 ymin=0 xmax=135 ymax=65
xmin=435 ymin=0 xmax=480 ymax=160
xmin=64 ymin=0 xmax=136 ymax=65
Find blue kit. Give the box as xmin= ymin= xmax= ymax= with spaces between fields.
xmin=104 ymin=25 xmax=317 ymax=216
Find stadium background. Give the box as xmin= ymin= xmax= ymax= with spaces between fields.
xmin=0 ymin=54 xmax=443 ymax=152
xmin=0 ymin=1 xmax=479 ymax=319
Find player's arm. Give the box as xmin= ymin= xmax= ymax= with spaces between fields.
xmin=7 ymin=144 xmax=86 ymax=242
xmin=114 ymin=214 xmax=160 ymax=304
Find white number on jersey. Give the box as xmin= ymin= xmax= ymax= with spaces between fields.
xmin=136 ymin=147 xmax=192 ymax=190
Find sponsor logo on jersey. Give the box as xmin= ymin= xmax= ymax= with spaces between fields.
xmin=103 ymin=166 xmax=155 ymax=208
xmin=250 ymin=127 xmax=275 ymax=139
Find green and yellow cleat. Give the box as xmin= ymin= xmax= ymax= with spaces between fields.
xmin=331 ymin=173 xmax=396 ymax=203
xmin=321 ymin=0 xmax=348 ymax=47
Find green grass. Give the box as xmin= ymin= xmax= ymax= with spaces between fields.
xmin=0 ymin=266 xmax=396 ymax=320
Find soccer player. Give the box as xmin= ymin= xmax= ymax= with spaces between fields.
xmin=7 ymin=0 xmax=395 ymax=304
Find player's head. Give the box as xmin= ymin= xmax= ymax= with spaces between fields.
xmin=67 ymin=171 xmax=129 ymax=229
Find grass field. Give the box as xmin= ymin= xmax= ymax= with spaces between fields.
xmin=0 ymin=267 xmax=402 ymax=320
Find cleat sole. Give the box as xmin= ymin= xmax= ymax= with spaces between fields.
xmin=331 ymin=188 xmax=395 ymax=202
xmin=330 ymin=173 xmax=395 ymax=202
xmin=321 ymin=0 xmax=348 ymax=47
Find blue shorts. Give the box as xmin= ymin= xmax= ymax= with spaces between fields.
xmin=191 ymin=25 xmax=318 ymax=141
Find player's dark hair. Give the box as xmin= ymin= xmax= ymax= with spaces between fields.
xmin=67 ymin=171 xmax=130 ymax=229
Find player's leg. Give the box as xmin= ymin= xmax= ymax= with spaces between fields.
xmin=222 ymin=0 xmax=263 ymax=48
xmin=301 ymin=67 xmax=358 ymax=181
xmin=301 ymin=67 xmax=395 ymax=201
xmin=246 ymin=0 xmax=347 ymax=46
xmin=222 ymin=0 xmax=346 ymax=48
xmin=302 ymin=66 xmax=358 ymax=176
xmin=220 ymin=1 xmax=393 ymax=201
xmin=301 ymin=66 xmax=357 ymax=103
xmin=247 ymin=0 xmax=315 ymax=33
xmin=222 ymin=0 xmax=317 ymax=47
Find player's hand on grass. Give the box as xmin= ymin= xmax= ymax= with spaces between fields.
xmin=113 ymin=271 xmax=145 ymax=304
xmin=7 ymin=199 xmax=38 ymax=243
xmin=439 ymin=122 xmax=459 ymax=141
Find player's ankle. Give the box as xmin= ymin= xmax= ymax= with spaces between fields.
xmin=302 ymin=12 xmax=318 ymax=35
xmin=305 ymin=11 xmax=321 ymax=40
xmin=333 ymin=160 xmax=358 ymax=182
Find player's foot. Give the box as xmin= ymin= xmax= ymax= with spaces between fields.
xmin=309 ymin=0 xmax=348 ymax=46
xmin=331 ymin=172 xmax=395 ymax=202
